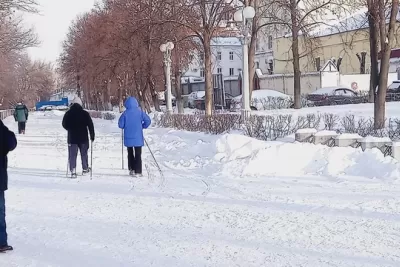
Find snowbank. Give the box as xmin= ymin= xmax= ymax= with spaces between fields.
xmin=216 ymin=135 xmax=400 ymax=180
xmin=214 ymin=134 xmax=269 ymax=161
xmin=52 ymin=110 xmax=65 ymax=116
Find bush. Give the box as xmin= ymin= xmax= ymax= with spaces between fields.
xmin=153 ymin=112 xmax=400 ymax=141
xmin=88 ymin=111 xmax=102 ymax=118
xmin=154 ymin=113 xmax=241 ymax=134
xmin=102 ymin=112 xmax=116 ymax=120
xmin=87 ymin=110 xmax=116 ymax=120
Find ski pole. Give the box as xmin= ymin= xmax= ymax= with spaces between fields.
xmin=90 ymin=140 xmax=93 ymax=179
xmin=144 ymin=138 xmax=164 ymax=178
xmin=66 ymin=144 xmax=70 ymax=178
xmin=121 ymin=129 xmax=124 ymax=169
xmin=66 ymin=159 xmax=69 ymax=177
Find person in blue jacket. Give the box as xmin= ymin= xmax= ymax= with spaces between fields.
xmin=0 ymin=120 xmax=17 ymax=252
xmin=118 ymin=96 xmax=151 ymax=176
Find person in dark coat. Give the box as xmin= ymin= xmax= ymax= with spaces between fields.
xmin=13 ymin=102 xmax=28 ymax=134
xmin=0 ymin=120 xmax=17 ymax=252
xmin=118 ymin=96 xmax=151 ymax=176
xmin=62 ymin=97 xmax=95 ymax=177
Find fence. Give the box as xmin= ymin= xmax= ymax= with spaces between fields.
xmin=257 ymin=69 xmax=399 ymax=95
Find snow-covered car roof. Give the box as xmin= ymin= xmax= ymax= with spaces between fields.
xmin=233 ymin=89 xmax=291 ymax=100
xmin=309 ymin=86 xmax=353 ymax=95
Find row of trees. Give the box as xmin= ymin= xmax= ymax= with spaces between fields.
xmin=0 ymin=0 xmax=55 ymax=108
xmin=60 ymin=0 xmax=362 ymax=113
xmin=59 ymin=0 xmax=399 ymax=129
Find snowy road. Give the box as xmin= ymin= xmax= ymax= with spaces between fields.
xmin=1 ymin=111 xmax=400 ymax=267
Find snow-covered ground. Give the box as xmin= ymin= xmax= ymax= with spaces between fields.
xmin=1 ymin=111 xmax=400 ymax=266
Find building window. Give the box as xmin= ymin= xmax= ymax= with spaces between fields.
xmin=217 ymin=51 xmax=222 ymax=60
xmin=268 ymin=60 xmax=274 ymax=74
xmin=199 ymin=52 xmax=204 ymax=61
xmin=229 ymin=51 xmax=234 ymax=60
xmin=200 ymin=68 xmax=205 ymax=77
xmin=256 ymin=61 xmax=260 ymax=69
xmin=229 ymin=68 xmax=234 ymax=76
xmin=268 ymin=35 xmax=273 ymax=50
xmin=217 ymin=67 xmax=222 ymax=74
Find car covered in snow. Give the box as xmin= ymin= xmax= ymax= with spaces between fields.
xmin=231 ymin=89 xmax=293 ymax=111
xmin=306 ymin=86 xmax=366 ymax=106
xmin=188 ymin=91 xmax=205 ymax=108
xmin=192 ymin=92 xmax=234 ymax=110
xmin=158 ymin=91 xmax=176 ymax=106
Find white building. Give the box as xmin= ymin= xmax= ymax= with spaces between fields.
xmin=183 ymin=37 xmax=243 ymax=80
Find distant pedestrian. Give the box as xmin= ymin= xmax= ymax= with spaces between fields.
xmin=62 ymin=97 xmax=95 ymax=178
xmin=13 ymin=102 xmax=28 ymax=134
xmin=118 ymin=96 xmax=151 ymax=176
xmin=0 ymin=119 xmax=17 ymax=252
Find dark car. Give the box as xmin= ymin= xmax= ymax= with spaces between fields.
xmin=386 ymin=81 xmax=400 ymax=101
xmin=307 ymin=87 xmax=366 ymax=106
xmin=194 ymin=93 xmax=234 ymax=110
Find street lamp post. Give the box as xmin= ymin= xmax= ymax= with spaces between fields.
xmin=160 ymin=41 xmax=175 ymax=114
xmin=234 ymin=6 xmax=255 ymax=120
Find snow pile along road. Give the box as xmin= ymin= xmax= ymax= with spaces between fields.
xmin=215 ymin=133 xmax=400 ymax=180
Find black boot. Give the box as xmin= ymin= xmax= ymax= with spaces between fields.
xmin=0 ymin=245 xmax=13 ymax=252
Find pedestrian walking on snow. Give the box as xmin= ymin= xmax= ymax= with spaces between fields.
xmin=118 ymin=96 xmax=151 ymax=176
xmin=62 ymin=97 xmax=95 ymax=178
xmin=0 ymin=120 xmax=17 ymax=252
xmin=13 ymin=102 xmax=28 ymax=134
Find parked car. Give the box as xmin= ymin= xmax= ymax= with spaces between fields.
xmin=386 ymin=81 xmax=400 ymax=101
xmin=231 ymin=89 xmax=292 ymax=111
xmin=307 ymin=86 xmax=366 ymax=106
xmin=188 ymin=91 xmax=205 ymax=108
xmin=193 ymin=92 xmax=234 ymax=110
xmin=158 ymin=91 xmax=176 ymax=106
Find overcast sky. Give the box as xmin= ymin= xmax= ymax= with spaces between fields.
xmin=23 ymin=0 xmax=97 ymax=64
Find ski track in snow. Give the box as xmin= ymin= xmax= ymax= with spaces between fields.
xmin=0 ymin=111 xmax=399 ymax=267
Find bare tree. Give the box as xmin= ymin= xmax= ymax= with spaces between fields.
xmin=163 ymin=0 xmax=235 ymax=116
xmin=263 ymin=0 xmax=353 ymax=108
xmin=366 ymin=0 xmax=399 ymax=129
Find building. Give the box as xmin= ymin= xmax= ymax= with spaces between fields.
xmin=181 ymin=36 xmax=242 ymax=96
xmin=253 ymin=0 xmax=347 ymax=75
xmin=183 ymin=36 xmax=243 ymax=79
xmin=272 ymin=8 xmax=400 ymax=75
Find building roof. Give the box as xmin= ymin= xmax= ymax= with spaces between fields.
xmin=280 ymin=7 xmax=400 ymax=39
xmin=309 ymin=8 xmax=369 ymax=37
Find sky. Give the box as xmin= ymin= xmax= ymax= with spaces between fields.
xmin=23 ymin=0 xmax=97 ymax=64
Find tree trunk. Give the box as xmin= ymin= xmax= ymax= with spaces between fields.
xmin=248 ymin=33 xmax=256 ymax=99
xmin=175 ymin=70 xmax=184 ymax=113
xmin=248 ymin=0 xmax=258 ymax=100
xmin=290 ymin=0 xmax=301 ymax=109
xmin=149 ymin=76 xmax=161 ymax=112
xmin=76 ymin=74 xmax=81 ymax=98
xmin=368 ymin=18 xmax=379 ymax=103
xmin=203 ymin=32 xmax=213 ymax=116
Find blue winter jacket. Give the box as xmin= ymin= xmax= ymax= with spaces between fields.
xmin=118 ymin=97 xmax=151 ymax=147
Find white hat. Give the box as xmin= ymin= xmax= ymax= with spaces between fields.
xmin=71 ymin=96 xmax=83 ymax=106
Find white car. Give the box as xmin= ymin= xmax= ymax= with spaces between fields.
xmin=188 ymin=91 xmax=205 ymax=108
xmin=232 ymin=89 xmax=292 ymax=110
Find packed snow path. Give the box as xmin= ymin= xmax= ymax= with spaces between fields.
xmin=1 ymin=111 xmax=400 ymax=267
